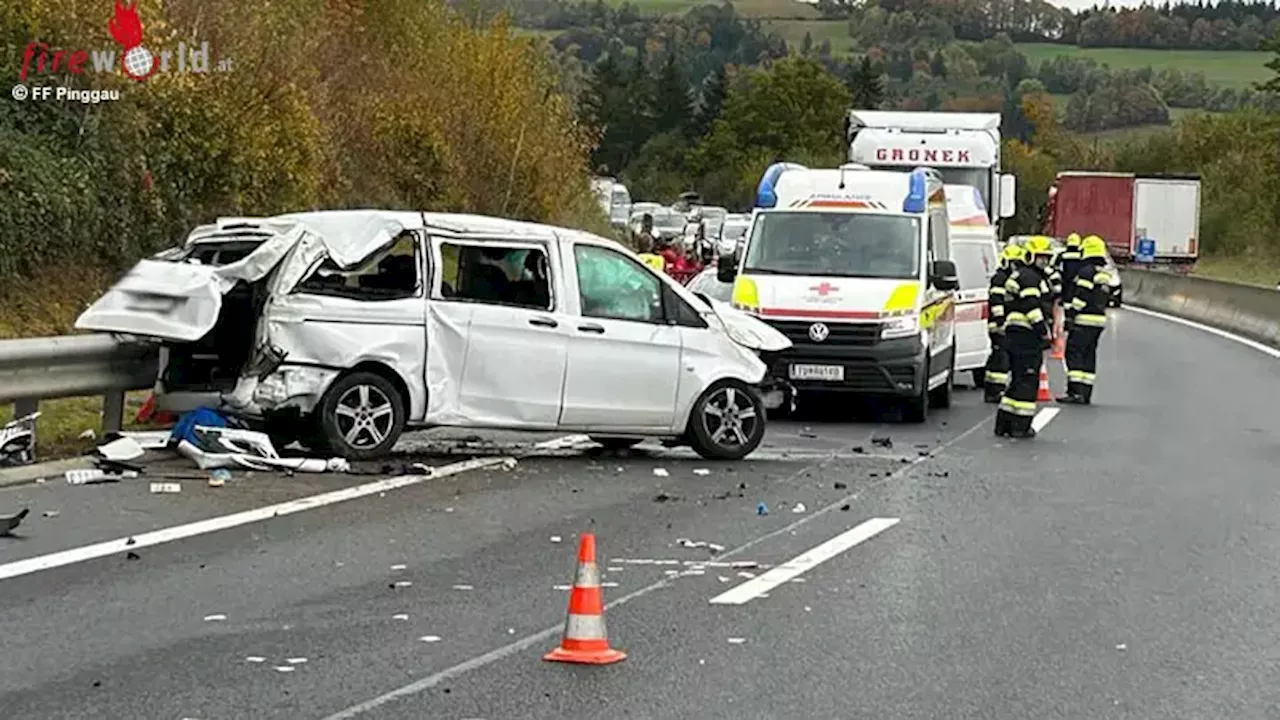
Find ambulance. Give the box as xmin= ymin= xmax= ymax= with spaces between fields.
xmin=717 ymin=162 xmax=960 ymax=422
xmin=944 ymin=184 xmax=1000 ymax=387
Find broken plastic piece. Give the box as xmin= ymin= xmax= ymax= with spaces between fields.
xmin=97 ymin=436 xmax=145 ymax=462
xmin=150 ymin=482 xmax=182 ymax=494
xmin=79 ymin=429 xmax=96 ymax=440
xmin=653 ymin=468 xmax=670 ymax=477
xmin=500 ymin=458 xmax=518 ymax=471
xmin=756 ymin=502 xmax=768 ymax=516
xmin=0 ymin=508 xmax=29 ymax=536
xmin=693 ymin=468 xmax=710 ymax=476
xmin=834 ymin=481 xmax=847 ymax=490
xmin=792 ymin=502 xmax=806 ymax=513
xmin=550 ymin=536 xmax=562 ymax=543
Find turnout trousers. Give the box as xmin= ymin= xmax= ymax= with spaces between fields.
xmin=1064 ymin=325 xmax=1103 ymax=403
xmin=983 ymin=333 xmax=1009 ymax=403
xmin=995 ymin=333 xmax=1041 ymax=436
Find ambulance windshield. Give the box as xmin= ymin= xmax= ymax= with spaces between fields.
xmin=742 ymin=212 xmax=921 ymax=280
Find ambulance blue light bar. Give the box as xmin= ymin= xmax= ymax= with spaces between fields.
xmin=902 ymin=167 xmax=928 ymax=213
xmin=755 ymin=162 xmax=808 ymax=208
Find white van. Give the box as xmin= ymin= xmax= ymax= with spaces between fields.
xmin=944 ymin=184 xmax=1000 ymax=386
xmin=592 ymin=177 xmax=633 ymax=228
xmin=717 ymin=163 xmax=960 ymax=422
xmin=74 ymin=211 xmax=791 ymax=461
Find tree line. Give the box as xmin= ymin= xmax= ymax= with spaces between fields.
xmin=819 ymin=0 xmax=1280 ymax=51
xmin=0 ymin=0 xmax=603 ymax=336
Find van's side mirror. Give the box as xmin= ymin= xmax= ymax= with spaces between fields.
xmin=717 ymin=253 xmax=738 ymax=283
xmin=999 ymin=174 xmax=1017 ymax=219
xmin=931 ymin=259 xmax=959 ymax=291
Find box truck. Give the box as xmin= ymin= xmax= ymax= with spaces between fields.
xmin=1042 ymin=172 xmax=1200 ymax=267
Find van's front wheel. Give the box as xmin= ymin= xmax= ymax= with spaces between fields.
xmin=314 ymin=371 xmax=406 ymax=460
xmin=687 ymin=379 xmax=766 ymax=461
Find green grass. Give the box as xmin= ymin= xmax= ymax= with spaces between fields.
xmin=603 ymin=0 xmax=822 ymax=18
xmin=1048 ymin=96 xmax=1211 ymax=142
xmin=764 ymin=19 xmax=854 ymax=53
xmin=1016 ymin=43 xmax=1270 ymax=90
xmin=1192 ymin=255 xmax=1280 ymax=287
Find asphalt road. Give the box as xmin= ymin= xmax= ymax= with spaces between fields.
xmin=2 ymin=307 xmax=1279 ymax=719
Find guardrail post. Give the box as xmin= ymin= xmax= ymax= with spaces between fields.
xmin=12 ymin=398 xmax=38 ymax=453
xmin=102 ymin=390 xmax=125 ymax=435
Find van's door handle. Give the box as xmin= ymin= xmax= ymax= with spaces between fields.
xmin=529 ymin=317 xmax=558 ymax=329
xmin=578 ymin=323 xmax=605 ymax=334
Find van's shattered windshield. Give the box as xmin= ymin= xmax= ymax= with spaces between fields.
xmin=742 ymin=211 xmax=921 ymax=279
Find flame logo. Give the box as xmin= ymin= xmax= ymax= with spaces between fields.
xmin=108 ymin=1 xmax=143 ymax=49
xmin=107 ymin=0 xmax=157 ymax=81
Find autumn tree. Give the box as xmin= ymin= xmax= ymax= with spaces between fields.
xmin=845 ymin=56 xmax=886 ymax=110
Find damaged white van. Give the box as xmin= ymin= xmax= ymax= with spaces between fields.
xmin=76 ymin=211 xmax=791 ymax=461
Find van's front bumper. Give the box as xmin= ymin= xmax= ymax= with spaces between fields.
xmin=757 ymin=331 xmax=928 ymax=398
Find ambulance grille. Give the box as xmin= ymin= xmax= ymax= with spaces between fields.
xmin=764 ymin=320 xmax=880 ymax=347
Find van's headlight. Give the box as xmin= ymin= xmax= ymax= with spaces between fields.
xmin=881 ymin=315 xmax=920 ymax=339
xmin=725 ymin=322 xmax=765 ymax=349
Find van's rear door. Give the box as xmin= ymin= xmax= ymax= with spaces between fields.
xmin=75 ymin=229 xmax=300 ymax=342
xmin=950 ymin=238 xmax=997 ymax=372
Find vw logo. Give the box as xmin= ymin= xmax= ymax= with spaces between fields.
xmin=808 ymin=322 xmax=830 ymax=342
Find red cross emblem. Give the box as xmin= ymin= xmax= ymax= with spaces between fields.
xmin=810 ymin=282 xmax=838 ymax=296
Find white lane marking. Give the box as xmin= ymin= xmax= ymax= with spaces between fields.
xmin=1031 ymin=407 xmax=1060 ymax=433
xmin=0 ymin=436 xmax=581 ymax=583
xmin=319 ymin=416 xmax=994 ymax=720
xmin=708 ymin=518 xmax=900 ymax=606
xmin=1125 ymin=306 xmax=1280 ymax=360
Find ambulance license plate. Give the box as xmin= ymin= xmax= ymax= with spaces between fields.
xmin=789 ymin=364 xmax=844 ymax=381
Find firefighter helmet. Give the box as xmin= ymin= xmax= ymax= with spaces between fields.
xmin=1081 ymin=235 xmax=1107 ymax=260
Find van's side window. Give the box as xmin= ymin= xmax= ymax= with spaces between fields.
xmin=438 ymin=242 xmax=553 ymax=311
xmin=574 ymin=244 xmax=663 ymax=323
xmin=296 ymin=231 xmax=420 ymax=300
xmin=928 ymin=212 xmax=949 ymax=263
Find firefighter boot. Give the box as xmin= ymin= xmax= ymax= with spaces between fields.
xmin=983 ymin=383 xmax=1004 ymax=403
xmin=993 ymin=411 xmax=1011 ymax=437
xmin=1007 ymin=415 xmax=1036 ymax=439
xmin=1057 ymin=381 xmax=1086 ymax=404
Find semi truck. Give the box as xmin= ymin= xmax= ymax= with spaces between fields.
xmin=846 ymin=110 xmax=1017 ymax=234
xmin=1042 ymin=171 xmax=1201 ymax=268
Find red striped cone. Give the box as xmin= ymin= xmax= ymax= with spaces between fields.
xmin=1036 ymin=360 xmax=1053 ymax=403
xmin=543 ymin=533 xmax=626 ymax=665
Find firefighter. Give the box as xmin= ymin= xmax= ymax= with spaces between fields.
xmin=1056 ymin=233 xmax=1084 ymax=331
xmin=982 ymin=243 xmax=1025 ymax=403
xmin=995 ymin=237 xmax=1052 ymax=439
xmin=1058 ymin=236 xmax=1111 ymax=405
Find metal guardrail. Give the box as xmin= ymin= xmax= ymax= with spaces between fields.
xmin=0 ymin=335 xmax=160 ymax=436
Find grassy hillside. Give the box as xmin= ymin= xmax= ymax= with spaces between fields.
xmin=1015 ymin=43 xmax=1270 ymax=90
xmin=606 ymin=0 xmax=822 ymax=17
xmin=765 ymin=18 xmax=855 ymax=52
xmin=1047 ymin=96 xmax=1205 ymax=142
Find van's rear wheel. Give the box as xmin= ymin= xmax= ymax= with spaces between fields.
xmin=314 ymin=371 xmax=406 ymax=460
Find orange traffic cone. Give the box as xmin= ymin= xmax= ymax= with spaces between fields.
xmin=544 ymin=533 xmax=626 ymax=665
xmin=1036 ymin=360 xmax=1053 ymax=402
xmin=1050 ymin=307 xmax=1066 ymax=360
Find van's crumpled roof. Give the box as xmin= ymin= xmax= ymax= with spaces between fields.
xmin=259 ymin=210 xmax=424 ymax=269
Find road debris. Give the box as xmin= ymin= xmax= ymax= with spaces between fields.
xmin=792 ymin=502 xmax=807 ymax=513
xmin=840 ymin=504 xmax=851 ymax=511
xmin=931 ymin=471 xmax=950 ymax=478
xmin=0 ymin=412 xmax=38 ymax=467
xmin=150 ymin=482 xmax=182 ymax=494
xmin=79 ymin=429 xmax=96 ymax=440
xmin=245 ymin=657 xmax=266 ymax=663
xmin=391 ymin=581 xmax=413 ymax=589
xmin=126 ymin=551 xmax=140 ymax=560
xmin=203 ymin=614 xmax=227 ymax=622
xmin=851 ymin=445 xmax=865 ymax=454
xmin=708 ymin=543 xmax=726 ymax=553
xmin=676 ymin=538 xmax=708 ymax=549
xmin=756 ymin=502 xmax=768 ymax=516
xmin=393 ymin=614 xmax=409 ymax=620
xmin=97 ymin=436 xmax=145 ymax=462
xmin=1116 ymin=643 xmax=1127 ymax=651
xmin=718 ymin=576 xmax=731 ymax=583
xmin=799 ymin=427 xmax=818 ymax=439
xmin=1 ymin=508 xmax=30 ymax=536
xmin=66 ymin=468 xmax=129 ymax=485
xmin=550 ymin=535 xmax=562 ymax=543
xmin=42 ymin=510 xmax=59 ymax=518
xmin=653 ymin=491 xmax=678 ymax=503
xmin=273 ymin=666 xmax=295 ymax=673
xmin=451 ymin=584 xmax=474 ymax=591
xmin=500 ymin=458 xmax=518 ymax=471
xmin=871 ymin=435 xmax=893 ymax=449
xmin=652 ymin=468 xmax=670 ymax=478
xmin=727 ymin=638 xmax=746 ymax=644
xmin=730 ymin=561 xmax=758 ymax=569
xmin=390 ymin=564 xmax=407 ymax=571
xmin=286 ymin=658 xmax=308 ymax=664
xmin=419 ymin=635 xmax=442 ymax=643
xmin=737 ymin=571 xmax=756 ymax=579
xmin=693 ymin=468 xmax=711 ymax=476
xmin=834 ymin=481 xmax=847 ymax=489
xmin=173 ymin=417 xmax=349 ymax=473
